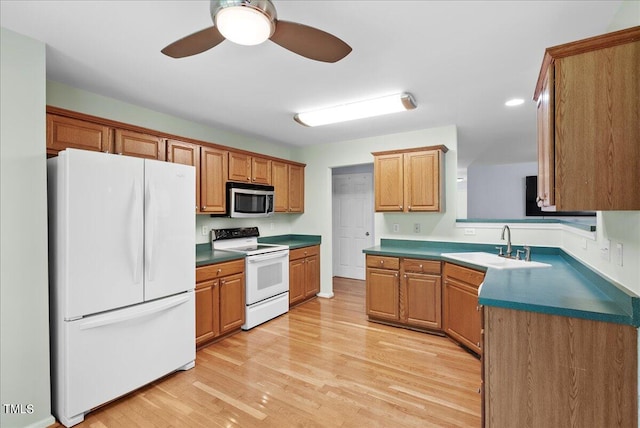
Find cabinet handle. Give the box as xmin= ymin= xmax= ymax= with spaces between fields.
xmin=408 ymin=205 xmax=412 ymax=211
xmin=202 ymin=205 xmax=207 ymax=209
xmin=380 ymin=260 xmax=384 ymax=265
xmin=399 ymin=205 xmax=403 ymax=209
xmin=221 ymin=279 xmax=226 ymax=285
xmin=419 ymin=264 xmax=423 ymax=269
xmin=217 ymin=268 xmax=222 ymax=274
xmin=476 ymin=342 xmax=481 ymax=347
xmin=477 ymin=387 xmax=481 ymax=394
xmin=394 ymin=273 xmax=398 ymax=277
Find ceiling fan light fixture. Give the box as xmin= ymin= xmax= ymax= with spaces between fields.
xmin=294 ymin=93 xmax=417 ymax=127
xmin=213 ymin=0 xmax=276 ymax=46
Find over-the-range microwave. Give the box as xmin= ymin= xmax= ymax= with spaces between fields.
xmin=220 ymin=182 xmax=275 ymax=218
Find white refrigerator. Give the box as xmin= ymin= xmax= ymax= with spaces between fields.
xmin=48 ymin=149 xmax=196 ymax=427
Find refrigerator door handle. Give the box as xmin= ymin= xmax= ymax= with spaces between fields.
xmin=78 ymin=293 xmax=191 ymax=330
xmin=132 ymin=177 xmax=143 ymax=284
xmin=146 ymin=180 xmax=156 ymax=282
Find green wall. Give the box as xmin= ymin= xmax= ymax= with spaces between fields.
xmin=1 ymin=27 xmax=55 ymax=428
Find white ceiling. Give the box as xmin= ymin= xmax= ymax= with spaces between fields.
xmin=0 ymin=1 xmax=624 ymax=171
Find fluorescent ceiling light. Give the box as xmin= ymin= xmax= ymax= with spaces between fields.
xmin=505 ymin=98 xmax=525 ymax=107
xmin=215 ymin=5 xmax=275 ymax=46
xmin=294 ymin=93 xmax=417 ymax=127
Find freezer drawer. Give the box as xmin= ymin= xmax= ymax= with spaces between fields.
xmin=51 ymin=292 xmax=195 ymax=427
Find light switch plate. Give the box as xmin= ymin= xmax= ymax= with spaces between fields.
xmin=393 ymin=224 xmax=400 ymax=233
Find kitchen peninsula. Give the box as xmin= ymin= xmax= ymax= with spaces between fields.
xmin=364 ymin=238 xmax=639 ymax=426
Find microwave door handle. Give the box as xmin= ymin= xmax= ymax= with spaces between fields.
xmin=247 ymin=251 xmax=288 ymax=263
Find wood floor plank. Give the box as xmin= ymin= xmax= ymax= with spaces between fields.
xmin=50 ymin=277 xmax=481 ymax=427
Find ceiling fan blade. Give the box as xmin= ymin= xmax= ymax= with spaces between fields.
xmin=161 ymin=26 xmax=225 ymax=58
xmin=270 ymin=20 xmax=352 ymax=63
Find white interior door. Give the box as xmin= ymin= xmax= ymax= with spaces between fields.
xmin=144 ymin=160 xmax=195 ymax=301
xmin=63 ymin=150 xmax=144 ymax=319
xmin=332 ymin=173 xmax=373 ymax=280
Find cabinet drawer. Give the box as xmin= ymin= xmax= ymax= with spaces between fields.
xmin=403 ymin=258 xmax=441 ymax=274
xmin=289 ymin=245 xmax=320 ymax=261
xmin=366 ymin=255 xmax=400 ymax=270
xmin=196 ymin=259 xmax=245 ymax=282
xmin=444 ymin=262 xmax=484 ymax=287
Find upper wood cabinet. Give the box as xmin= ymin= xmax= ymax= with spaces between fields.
xmin=272 ymin=161 xmax=305 ymax=213
xmin=47 ymin=114 xmax=113 ymax=155
xmin=228 ymin=151 xmax=272 ymax=185
xmin=373 ymin=146 xmax=447 ymax=213
xmin=114 ymin=129 xmax=166 ymax=160
xmin=45 ymin=107 xmax=305 ymax=213
xmin=534 ymin=26 xmax=640 ymax=211
xmin=200 ymin=146 xmax=228 ymax=214
xmin=167 ymin=139 xmax=200 ymax=212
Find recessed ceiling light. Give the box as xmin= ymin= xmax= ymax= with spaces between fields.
xmin=505 ymin=98 xmax=525 ymax=107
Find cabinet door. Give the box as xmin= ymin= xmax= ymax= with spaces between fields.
xmin=167 ymin=139 xmax=200 ymax=213
xmin=288 ymin=164 xmax=305 ymax=213
xmin=200 ymin=147 xmax=227 ymax=213
xmin=252 ymin=157 xmax=272 ymax=185
xmin=272 ymin=161 xmax=289 ymax=212
xmin=219 ymin=272 xmax=245 ymax=334
xmin=289 ymin=258 xmax=305 ymax=306
xmin=304 ymin=254 xmax=320 ymax=299
xmin=47 ymin=114 xmax=113 ymax=154
xmin=228 ymin=151 xmax=251 ymax=182
xmin=404 ymin=150 xmax=441 ymax=212
xmin=403 ymin=273 xmax=441 ymax=330
xmin=374 ymin=153 xmax=404 ymax=211
xmin=536 ymin=64 xmax=555 ymax=208
xmin=366 ymin=268 xmax=399 ymax=321
xmin=444 ymin=277 xmax=482 ymax=354
xmin=554 ymin=41 xmax=640 ymax=210
xmin=114 ymin=129 xmax=166 ymax=160
xmin=195 ymin=279 xmax=218 ymax=347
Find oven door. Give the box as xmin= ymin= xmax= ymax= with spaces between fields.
xmin=245 ymin=250 xmax=289 ymax=305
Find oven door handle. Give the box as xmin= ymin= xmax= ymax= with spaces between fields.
xmin=247 ymin=251 xmax=289 ymax=263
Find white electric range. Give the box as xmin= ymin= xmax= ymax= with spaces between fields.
xmin=212 ymin=227 xmax=289 ymax=330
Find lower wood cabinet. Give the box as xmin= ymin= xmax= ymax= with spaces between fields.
xmin=289 ymin=245 xmax=320 ymax=306
xmin=195 ymin=259 xmax=245 ymax=347
xmin=366 ymin=255 xmax=442 ymax=330
xmin=483 ymin=306 xmax=638 ymax=427
xmin=443 ymin=262 xmax=484 ymax=355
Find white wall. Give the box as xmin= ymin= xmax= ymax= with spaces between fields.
xmin=466 ymin=162 xmax=537 ymax=219
xmin=1 ymin=27 xmax=55 ymax=428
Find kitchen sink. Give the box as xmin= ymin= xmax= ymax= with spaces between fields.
xmin=442 ymin=252 xmax=551 ymax=270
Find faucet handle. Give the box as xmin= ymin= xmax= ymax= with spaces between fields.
xmin=515 ymin=249 xmax=524 ymax=260
xmin=524 ymin=245 xmax=531 ymax=261
xmin=495 ymin=246 xmax=504 ymax=256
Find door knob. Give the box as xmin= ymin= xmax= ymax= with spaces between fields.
xmin=365 ymin=232 xmax=370 ymax=236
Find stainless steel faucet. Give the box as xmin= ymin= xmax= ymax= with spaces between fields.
xmin=501 ymin=225 xmax=512 ymax=257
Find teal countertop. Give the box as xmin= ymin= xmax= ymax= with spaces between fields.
xmin=196 ymin=244 xmax=245 ymax=267
xmin=364 ymin=239 xmax=639 ymax=327
xmin=259 ymin=234 xmax=321 ymax=249
xmin=196 ymin=234 xmax=321 ymax=267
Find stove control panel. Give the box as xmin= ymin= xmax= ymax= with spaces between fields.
xmin=212 ymin=227 xmax=260 ymax=241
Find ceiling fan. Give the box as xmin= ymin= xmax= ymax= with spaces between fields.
xmin=161 ymin=0 xmax=352 ymax=63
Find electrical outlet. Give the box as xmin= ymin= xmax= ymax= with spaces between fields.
xmin=393 ymin=224 xmax=400 ymax=233
xmin=581 ymin=238 xmax=588 ymax=250
xmin=464 ymin=228 xmax=476 ymax=236
xmin=201 ymin=226 xmax=208 ymax=236
xmin=414 ymin=223 xmax=421 ymax=233
xmin=600 ymin=239 xmax=610 ymax=262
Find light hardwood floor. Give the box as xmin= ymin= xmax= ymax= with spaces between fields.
xmin=52 ymin=277 xmax=481 ymax=427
